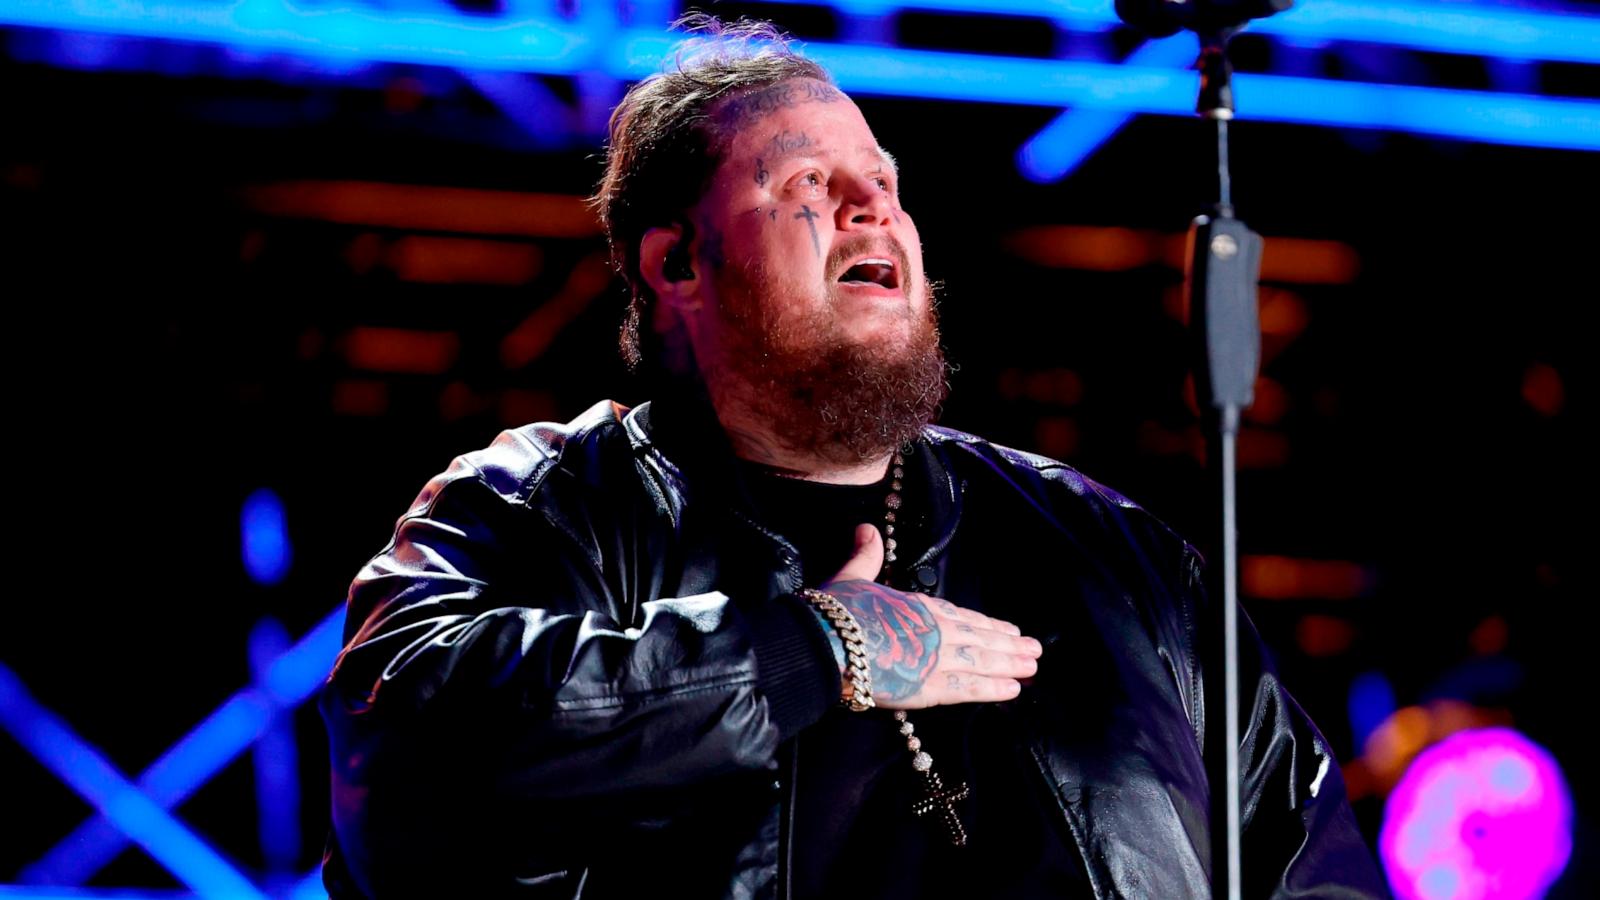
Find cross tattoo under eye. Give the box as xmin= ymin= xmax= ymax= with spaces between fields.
xmin=795 ymin=204 xmax=821 ymax=258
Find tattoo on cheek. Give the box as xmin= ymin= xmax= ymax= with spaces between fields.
xmin=769 ymin=209 xmax=778 ymax=222
xmin=754 ymin=158 xmax=769 ymax=186
xmin=795 ymin=204 xmax=822 ymax=258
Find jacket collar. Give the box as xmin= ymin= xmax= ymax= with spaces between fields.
xmin=622 ymin=380 xmax=964 ymax=570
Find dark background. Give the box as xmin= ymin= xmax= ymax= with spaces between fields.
xmin=2 ymin=1 xmax=1593 ymax=895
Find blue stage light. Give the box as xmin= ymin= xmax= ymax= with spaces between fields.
xmin=5 ymin=4 xmax=1600 ymax=151
xmin=23 ymin=608 xmax=346 ymax=886
xmin=1016 ymin=35 xmax=1197 ymax=183
xmin=752 ymin=0 xmax=1600 ymax=63
xmin=790 ymin=42 xmax=1600 ymax=151
xmin=757 ymin=0 xmax=1118 ymax=30
xmin=0 ymin=664 xmax=268 ymax=899
xmin=1233 ymin=71 xmax=1600 ymax=151
xmin=1348 ymin=670 xmax=1397 ymax=751
xmin=289 ymin=867 xmax=329 ymax=900
xmin=0 ymin=888 xmax=199 ymax=898
xmin=1262 ymin=1 xmax=1600 ymax=64
xmin=249 ymin=618 xmax=301 ymax=875
xmin=3 ymin=0 xmax=596 ymax=72
xmin=242 ymin=487 xmax=292 ymax=586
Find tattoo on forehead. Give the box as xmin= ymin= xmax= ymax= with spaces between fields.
xmin=755 ymin=132 xmax=813 ymax=186
xmin=715 ymin=80 xmax=844 ymax=132
xmin=764 ymin=129 xmax=814 ymax=159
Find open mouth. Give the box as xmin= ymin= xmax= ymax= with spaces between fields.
xmin=837 ymin=257 xmax=900 ymax=290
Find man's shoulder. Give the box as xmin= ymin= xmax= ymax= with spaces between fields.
xmin=922 ymin=423 xmax=1139 ymax=508
xmin=406 ymin=399 xmax=631 ymax=516
xmin=921 ymin=424 xmax=1201 ymax=565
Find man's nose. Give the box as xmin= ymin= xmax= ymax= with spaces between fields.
xmin=836 ymin=173 xmax=894 ymax=229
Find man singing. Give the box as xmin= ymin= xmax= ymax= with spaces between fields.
xmin=319 ymin=15 xmax=1387 ymax=899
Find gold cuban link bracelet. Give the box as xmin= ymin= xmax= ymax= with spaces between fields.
xmin=798 ymin=588 xmax=875 ymax=712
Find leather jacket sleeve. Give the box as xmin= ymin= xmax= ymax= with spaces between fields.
xmin=318 ymin=432 xmax=840 ymax=893
xmin=1181 ymin=546 xmax=1391 ymax=898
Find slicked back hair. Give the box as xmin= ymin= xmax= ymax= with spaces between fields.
xmin=589 ymin=14 xmax=832 ymax=369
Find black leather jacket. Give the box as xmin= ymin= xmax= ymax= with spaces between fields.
xmin=319 ymin=394 xmax=1388 ymax=899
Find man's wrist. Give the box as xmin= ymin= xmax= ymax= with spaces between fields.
xmin=797 ymin=588 xmax=875 ymax=711
xmin=806 ymin=605 xmax=849 ymax=674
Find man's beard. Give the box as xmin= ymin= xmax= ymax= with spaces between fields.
xmin=709 ymin=251 xmax=950 ymax=467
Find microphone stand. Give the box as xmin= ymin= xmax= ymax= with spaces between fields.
xmin=1110 ymin=3 xmax=1287 ymax=891
xmin=1186 ymin=29 xmax=1263 ymax=900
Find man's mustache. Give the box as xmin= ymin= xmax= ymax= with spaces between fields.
xmin=826 ymin=235 xmax=912 ymax=293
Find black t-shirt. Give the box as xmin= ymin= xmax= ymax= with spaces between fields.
xmin=739 ymin=457 xmax=1092 ymax=899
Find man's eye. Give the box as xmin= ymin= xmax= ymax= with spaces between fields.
xmin=875 ymin=177 xmax=892 ymax=191
xmin=785 ymin=170 xmax=826 ymax=193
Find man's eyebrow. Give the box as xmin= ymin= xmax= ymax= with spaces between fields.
xmin=763 ymin=142 xmax=819 ymax=167
xmin=761 ymin=142 xmax=900 ymax=176
xmin=872 ymin=147 xmax=899 ymax=177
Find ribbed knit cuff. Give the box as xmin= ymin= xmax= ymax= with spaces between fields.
xmin=744 ymin=592 xmax=844 ymax=741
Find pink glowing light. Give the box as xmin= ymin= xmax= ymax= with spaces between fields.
xmin=1381 ymin=727 xmax=1571 ymax=900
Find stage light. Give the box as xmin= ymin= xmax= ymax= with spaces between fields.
xmin=0 ymin=665 xmax=268 ymax=899
xmin=751 ymin=0 xmax=1600 ymax=63
xmin=248 ymin=618 xmax=300 ymax=875
xmin=1381 ymin=727 xmax=1572 ymax=900
xmin=6 ymin=5 xmax=1599 ymax=150
xmin=242 ymin=487 xmax=291 ymax=586
xmin=343 ymin=326 xmax=460 ymax=375
xmin=1349 ymin=670 xmax=1397 ymax=750
xmin=23 ymin=609 xmax=345 ymax=885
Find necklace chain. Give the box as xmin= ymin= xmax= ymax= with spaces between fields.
xmin=879 ymin=446 xmax=970 ymax=847
xmin=881 ymin=450 xmax=905 ymax=574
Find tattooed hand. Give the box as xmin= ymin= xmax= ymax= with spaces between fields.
xmin=820 ymin=524 xmax=1042 ymax=709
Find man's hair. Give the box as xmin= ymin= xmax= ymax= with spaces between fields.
xmin=588 ymin=13 xmax=833 ymax=369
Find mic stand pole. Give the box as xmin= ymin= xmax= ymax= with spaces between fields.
xmin=1186 ymin=28 xmax=1263 ymax=900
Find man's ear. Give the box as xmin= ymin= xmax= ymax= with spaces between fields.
xmin=639 ymin=221 xmax=702 ymax=311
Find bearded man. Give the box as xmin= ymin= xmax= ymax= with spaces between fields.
xmin=318 ymin=16 xmax=1388 ymax=900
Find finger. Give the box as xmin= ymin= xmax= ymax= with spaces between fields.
xmin=944 ymin=644 xmax=1039 ymax=679
xmin=915 ymin=594 xmax=1024 ymax=637
xmin=826 ymin=524 xmax=884 ymax=586
xmin=942 ymin=621 xmax=1043 ymax=658
xmin=940 ymin=673 xmax=1023 ymax=704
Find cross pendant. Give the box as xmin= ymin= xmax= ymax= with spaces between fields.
xmin=911 ymin=769 xmax=971 ymax=846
